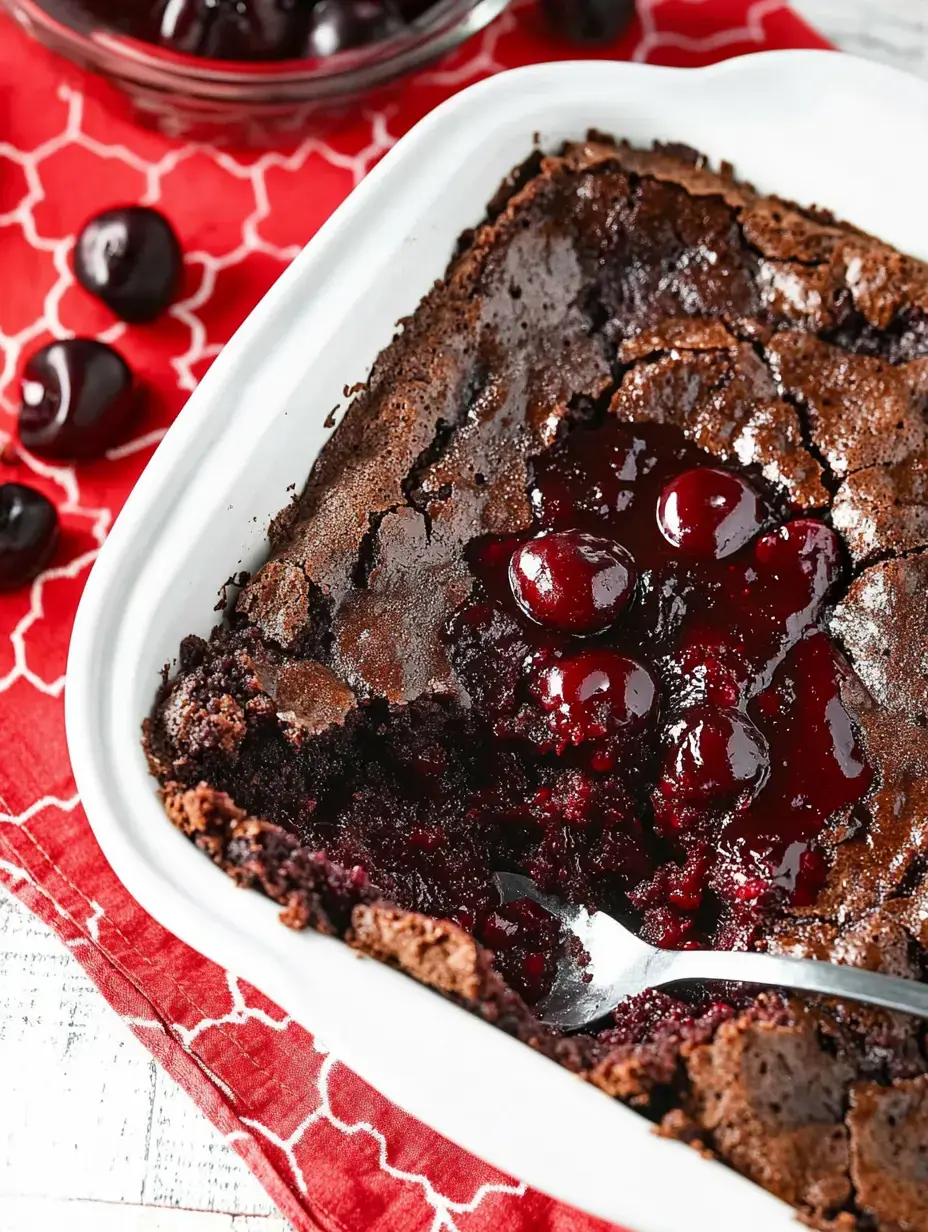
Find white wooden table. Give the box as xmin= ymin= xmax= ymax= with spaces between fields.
xmin=3 ymin=3 xmax=927 ymax=1228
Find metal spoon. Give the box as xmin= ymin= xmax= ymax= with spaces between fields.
xmin=494 ymin=872 xmax=928 ymax=1031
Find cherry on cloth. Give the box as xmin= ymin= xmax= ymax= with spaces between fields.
xmin=0 ymin=483 xmax=59 ymax=590
xmin=19 ymin=339 xmax=136 ymax=460
xmin=74 ymin=206 xmax=182 ymax=324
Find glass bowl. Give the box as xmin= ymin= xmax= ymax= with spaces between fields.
xmin=0 ymin=0 xmax=514 ymax=142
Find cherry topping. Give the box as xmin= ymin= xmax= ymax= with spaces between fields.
xmin=639 ymin=904 xmax=695 ymax=950
xmin=754 ymin=518 xmax=843 ymax=608
xmin=74 ymin=207 xmax=182 ymax=324
xmin=19 ymin=339 xmax=135 ymax=460
xmin=540 ymin=0 xmax=636 ymax=44
xmin=534 ymin=650 xmax=657 ymax=746
xmin=661 ymin=707 xmax=769 ymax=804
xmin=303 ymin=0 xmax=403 ymax=56
xmin=0 ymin=484 xmax=59 ymax=589
xmin=509 ymin=530 xmax=637 ymax=634
xmin=657 ymin=467 xmax=763 ymax=560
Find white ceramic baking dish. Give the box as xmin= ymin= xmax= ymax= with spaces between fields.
xmin=67 ymin=51 xmax=928 ymax=1232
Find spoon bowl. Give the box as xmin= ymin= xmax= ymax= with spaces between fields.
xmin=494 ymin=871 xmax=928 ymax=1032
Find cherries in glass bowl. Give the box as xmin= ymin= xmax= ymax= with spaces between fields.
xmin=1 ymin=0 xmax=514 ymax=141
xmin=59 ymin=0 xmax=445 ymax=61
xmin=4 ymin=0 xmax=640 ymax=140
xmin=27 ymin=0 xmax=637 ymax=61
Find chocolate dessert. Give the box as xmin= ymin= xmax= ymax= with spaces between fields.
xmin=146 ymin=137 xmax=928 ymax=1229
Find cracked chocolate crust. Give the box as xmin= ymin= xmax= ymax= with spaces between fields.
xmin=147 ymin=138 xmax=928 ymax=1229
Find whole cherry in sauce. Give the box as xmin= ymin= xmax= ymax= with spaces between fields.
xmin=754 ymin=518 xmax=843 ymax=611
xmin=657 ymin=467 xmax=763 ymax=560
xmin=304 ymin=0 xmax=403 ymax=56
xmin=155 ymin=0 xmax=306 ymax=58
xmin=0 ymin=484 xmax=59 ymax=589
xmin=19 ymin=339 xmax=135 ymax=461
xmin=534 ymin=649 xmax=658 ymax=746
xmin=509 ymin=530 xmax=637 ymax=634
xmin=660 ymin=706 xmax=770 ymax=804
xmin=74 ymin=206 xmax=182 ymax=324
xmin=540 ymin=0 xmax=636 ymax=44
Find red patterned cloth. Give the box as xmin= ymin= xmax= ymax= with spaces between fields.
xmin=0 ymin=5 xmax=829 ymax=1230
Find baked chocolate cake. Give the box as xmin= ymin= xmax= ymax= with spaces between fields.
xmin=146 ymin=137 xmax=928 ymax=1229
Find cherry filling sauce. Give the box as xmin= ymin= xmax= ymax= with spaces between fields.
xmin=446 ymin=419 xmax=871 ymax=974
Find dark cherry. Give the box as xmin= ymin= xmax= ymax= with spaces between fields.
xmin=155 ymin=0 xmax=307 ymax=59
xmin=540 ymin=0 xmax=636 ymax=44
xmin=661 ymin=707 xmax=770 ymax=804
xmin=303 ymin=0 xmax=403 ymax=56
xmin=0 ymin=484 xmax=59 ymax=589
xmin=754 ymin=518 xmax=843 ymax=607
xmin=74 ymin=206 xmax=182 ymax=324
xmin=657 ymin=467 xmax=763 ymax=560
xmin=19 ymin=339 xmax=135 ymax=460
xmin=509 ymin=530 xmax=637 ymax=634
xmin=534 ymin=650 xmax=658 ymax=746
xmin=153 ymin=0 xmax=211 ymax=52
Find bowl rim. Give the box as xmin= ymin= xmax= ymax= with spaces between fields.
xmin=66 ymin=50 xmax=928 ymax=1232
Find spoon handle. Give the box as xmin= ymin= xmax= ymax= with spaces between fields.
xmin=659 ymin=947 xmax=928 ymax=1018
